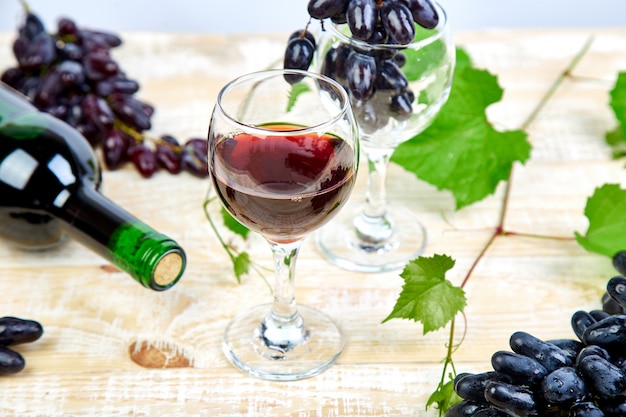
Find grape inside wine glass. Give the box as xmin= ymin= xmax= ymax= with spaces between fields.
xmin=208 ymin=69 xmax=359 ymax=380
xmin=315 ymin=3 xmax=455 ymax=272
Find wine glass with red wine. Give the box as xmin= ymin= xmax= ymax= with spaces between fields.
xmin=208 ymin=69 xmax=359 ymax=380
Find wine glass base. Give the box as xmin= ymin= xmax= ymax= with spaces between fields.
xmin=222 ymin=303 xmax=345 ymax=381
xmin=316 ymin=204 xmax=427 ymax=273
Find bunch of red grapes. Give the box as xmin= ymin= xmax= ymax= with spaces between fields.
xmin=283 ymin=0 xmax=439 ymax=131
xmin=1 ymin=8 xmax=208 ymax=179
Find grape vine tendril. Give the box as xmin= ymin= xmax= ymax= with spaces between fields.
xmin=202 ymin=193 xmax=272 ymax=291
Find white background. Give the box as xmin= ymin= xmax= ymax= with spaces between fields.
xmin=1 ymin=0 xmax=625 ymax=35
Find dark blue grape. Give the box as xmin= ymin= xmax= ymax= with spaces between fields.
xmin=320 ymin=44 xmax=351 ymax=89
xmin=181 ymin=138 xmax=208 ymax=178
xmin=81 ymin=94 xmax=115 ymax=130
xmin=75 ymin=119 xmax=101 ymax=146
xmin=288 ymin=29 xmax=316 ymax=49
xmin=366 ymin=24 xmax=389 ymax=44
xmin=578 ymin=354 xmax=626 ymax=399
xmin=393 ymin=51 xmax=407 ymax=68
xmin=283 ymin=36 xmax=316 ymax=84
xmin=34 ymin=68 xmax=63 ymax=108
xmin=108 ymin=94 xmax=152 ymax=131
xmin=81 ymin=29 xmax=122 ymax=48
xmin=0 ymin=317 xmax=43 ymax=346
xmin=568 ymin=401 xmax=605 ymax=417
xmin=346 ymin=0 xmax=378 ymax=41
xmin=576 ymin=345 xmax=611 ymax=366
xmin=380 ymin=0 xmax=416 ymax=45
xmin=613 ymin=251 xmax=626 ymax=276
xmin=129 ymin=144 xmax=157 ymax=179
xmin=15 ymin=33 xmax=57 ymax=69
xmin=57 ymin=41 xmax=83 ymax=61
xmin=56 ymin=60 xmax=85 ymax=87
xmin=540 ymin=366 xmax=587 ymax=405
xmin=407 ymin=0 xmax=440 ymax=29
xmin=0 ymin=346 xmax=25 ymax=375
xmin=330 ymin=12 xmax=347 ymax=24
xmin=546 ymin=338 xmax=584 ymax=363
xmin=64 ymin=94 xmax=85 ymax=128
xmin=602 ymin=291 xmax=625 ymax=315
xmin=82 ymin=52 xmax=120 ymax=81
xmin=510 ymin=331 xmax=572 ymax=372
xmin=1 ymin=67 xmax=24 ymax=87
xmin=583 ymin=314 xmax=626 ymax=351
xmin=589 ymin=309 xmax=611 ymax=321
xmin=607 ymin=276 xmax=626 ymax=310
xmin=572 ymin=310 xmax=597 ymax=341
xmin=12 ymin=35 xmax=29 ymax=62
xmin=444 ymin=399 xmax=488 ymax=417
xmin=57 ymin=17 xmax=79 ymax=36
xmin=307 ymin=0 xmax=349 ymax=20
xmin=454 ymin=371 xmax=512 ymax=402
xmin=20 ymin=13 xmax=45 ymax=41
xmin=353 ymin=98 xmax=390 ymax=134
xmin=46 ymin=103 xmax=68 ymax=120
xmin=491 ymin=351 xmax=548 ymax=385
xmin=390 ymin=90 xmax=414 ymax=116
xmin=95 ymin=76 xmax=139 ymax=97
xmin=484 ymin=381 xmax=539 ymax=417
xmin=471 ymin=409 xmax=510 ymax=417
xmin=345 ymin=51 xmax=376 ymax=100
xmin=101 ymin=129 xmax=129 ymax=170
xmin=376 ymin=59 xmax=408 ymax=91
xmin=156 ymin=135 xmax=182 ymax=174
xmin=599 ymin=395 xmax=626 ymax=416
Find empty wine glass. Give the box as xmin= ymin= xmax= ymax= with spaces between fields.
xmin=315 ymin=2 xmax=455 ymax=272
xmin=208 ymin=69 xmax=359 ymax=380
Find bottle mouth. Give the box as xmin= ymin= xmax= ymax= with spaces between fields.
xmin=152 ymin=249 xmax=186 ymax=290
xmin=113 ymin=226 xmax=187 ymax=291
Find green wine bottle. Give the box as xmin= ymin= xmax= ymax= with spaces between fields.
xmin=0 ymin=82 xmax=186 ymax=291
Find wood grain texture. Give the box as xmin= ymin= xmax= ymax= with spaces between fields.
xmin=0 ymin=28 xmax=625 ymax=416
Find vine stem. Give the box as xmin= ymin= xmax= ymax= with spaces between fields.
xmin=433 ymin=35 xmax=594 ymax=416
xmin=202 ymin=193 xmax=272 ymax=291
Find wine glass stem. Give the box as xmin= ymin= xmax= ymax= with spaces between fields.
xmin=257 ymin=239 xmax=310 ymax=356
xmin=268 ymin=239 xmax=301 ymax=320
xmin=363 ymin=147 xmax=393 ymax=217
xmin=354 ymin=147 xmax=395 ymax=245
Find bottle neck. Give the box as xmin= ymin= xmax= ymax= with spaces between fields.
xmin=52 ymin=185 xmax=186 ymax=291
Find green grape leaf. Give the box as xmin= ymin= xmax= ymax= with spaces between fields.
xmin=382 ymin=254 xmax=466 ymax=334
xmin=233 ymin=252 xmax=251 ymax=282
xmin=609 ymin=72 xmax=626 ymax=135
xmin=426 ymin=377 xmax=461 ymax=414
xmin=606 ymin=72 xmax=626 ymax=159
xmin=453 ymin=47 xmax=472 ymax=69
xmin=392 ymin=48 xmax=531 ymax=210
xmin=286 ymin=82 xmax=310 ymax=112
xmin=402 ymin=39 xmax=446 ymax=83
xmin=575 ymin=183 xmax=626 ymax=257
xmin=605 ymin=126 xmax=626 ymax=159
xmin=220 ymin=207 xmax=249 ymax=239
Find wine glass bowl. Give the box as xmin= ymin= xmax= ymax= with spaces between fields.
xmin=208 ymin=69 xmax=359 ymax=380
xmin=315 ymin=3 xmax=455 ymax=272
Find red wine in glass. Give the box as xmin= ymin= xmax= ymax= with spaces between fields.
xmin=211 ymin=123 xmax=356 ymax=243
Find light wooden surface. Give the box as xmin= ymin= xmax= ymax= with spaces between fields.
xmin=0 ymin=28 xmax=625 ymax=416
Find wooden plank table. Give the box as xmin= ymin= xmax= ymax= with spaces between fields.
xmin=0 ymin=28 xmax=625 ymax=416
